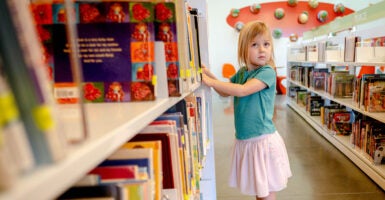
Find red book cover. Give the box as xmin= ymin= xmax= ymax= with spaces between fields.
xmin=89 ymin=165 xmax=138 ymax=182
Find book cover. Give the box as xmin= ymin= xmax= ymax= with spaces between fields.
xmin=31 ymin=1 xmax=157 ymax=103
xmin=121 ymin=141 xmax=162 ymax=200
xmin=154 ymin=2 xmax=182 ymax=97
xmin=367 ymin=76 xmax=385 ymax=112
xmin=129 ymin=133 xmax=174 ymax=189
xmin=57 ymin=185 xmax=122 ymax=200
xmin=309 ymin=96 xmax=324 ymax=116
xmin=331 ymin=111 xmax=352 ymax=135
xmin=143 ymin=119 xmax=187 ymax=197
xmin=89 ymin=165 xmax=139 ymax=183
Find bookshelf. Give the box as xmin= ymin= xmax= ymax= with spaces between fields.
xmin=286 ymin=1 xmax=385 ymax=191
xmin=0 ymin=87 xmax=198 ymax=200
xmin=0 ymin=0 xmax=215 ymax=199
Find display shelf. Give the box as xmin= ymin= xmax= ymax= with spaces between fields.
xmin=287 ymin=100 xmax=385 ymax=190
xmin=288 ymin=60 xmax=385 ymax=67
xmin=288 ymin=79 xmax=385 ymax=124
xmin=0 ymin=84 xmax=200 ymax=200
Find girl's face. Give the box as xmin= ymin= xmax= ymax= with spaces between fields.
xmin=248 ymin=33 xmax=272 ymax=69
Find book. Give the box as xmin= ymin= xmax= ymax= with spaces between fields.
xmin=89 ymin=165 xmax=139 ymax=183
xmin=135 ymin=125 xmax=184 ymax=200
xmin=57 ymin=185 xmax=122 ymax=200
xmin=367 ymin=76 xmax=385 ymax=112
xmin=121 ymin=141 xmax=162 ymax=200
xmin=308 ymin=96 xmax=324 ymax=116
xmin=331 ymin=73 xmax=354 ymax=98
xmin=31 ymin=1 xmax=157 ymax=103
xmin=129 ymin=133 xmax=174 ymax=190
xmin=331 ymin=111 xmax=352 ymax=135
xmin=154 ymin=1 xmax=182 ymax=97
xmin=0 ymin=0 xmax=66 ymax=165
xmin=360 ymin=74 xmax=385 ymax=109
xmin=0 ymin=64 xmax=35 ymax=177
xmin=311 ymin=68 xmax=328 ymax=91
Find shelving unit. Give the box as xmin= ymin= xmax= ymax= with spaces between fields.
xmin=286 ymin=1 xmax=385 ymax=191
xmin=0 ymin=0 xmax=215 ymax=199
xmin=0 ymin=84 xmax=202 ymax=200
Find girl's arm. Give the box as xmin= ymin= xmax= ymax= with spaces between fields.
xmin=202 ymin=74 xmax=266 ymax=97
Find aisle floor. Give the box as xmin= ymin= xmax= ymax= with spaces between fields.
xmin=212 ymin=94 xmax=385 ymax=200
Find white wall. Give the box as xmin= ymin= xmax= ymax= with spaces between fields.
xmin=205 ymin=0 xmax=383 ymax=78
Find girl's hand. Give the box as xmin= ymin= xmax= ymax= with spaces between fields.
xmin=202 ymin=73 xmax=214 ymax=87
xmin=201 ymin=64 xmax=217 ymax=79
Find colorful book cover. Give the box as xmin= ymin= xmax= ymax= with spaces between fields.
xmin=154 ymin=2 xmax=182 ymax=97
xmin=88 ymin=165 xmax=139 ymax=183
xmin=129 ymin=133 xmax=175 ymax=189
xmin=30 ymin=1 xmax=158 ymax=103
xmin=121 ymin=141 xmax=162 ymax=200
xmin=367 ymin=77 xmax=385 ymax=112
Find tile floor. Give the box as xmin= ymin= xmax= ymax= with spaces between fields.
xmin=211 ymin=94 xmax=385 ymax=200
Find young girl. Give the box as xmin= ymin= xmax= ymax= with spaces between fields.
xmin=202 ymin=21 xmax=291 ymax=200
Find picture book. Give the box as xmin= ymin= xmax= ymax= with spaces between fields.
xmin=138 ymin=125 xmax=184 ymax=200
xmin=129 ymin=133 xmax=174 ymax=189
xmin=308 ymin=96 xmax=324 ymax=116
xmin=311 ymin=68 xmax=328 ymax=91
xmin=331 ymin=111 xmax=352 ymax=135
xmin=331 ymin=74 xmax=354 ymax=98
xmin=103 ymin=148 xmax=154 ymax=181
xmin=88 ymin=165 xmax=139 ymax=183
xmin=367 ymin=76 xmax=385 ymax=112
xmin=31 ymin=1 xmax=160 ymax=103
xmin=121 ymin=141 xmax=162 ymax=200
xmin=57 ymin=185 xmax=122 ymax=200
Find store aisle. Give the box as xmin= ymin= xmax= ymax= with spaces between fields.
xmin=212 ymin=94 xmax=385 ymax=200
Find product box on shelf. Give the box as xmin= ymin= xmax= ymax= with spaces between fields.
xmin=288 ymin=45 xmax=306 ymax=62
xmin=355 ymin=36 xmax=385 ymax=63
xmin=325 ymin=41 xmax=344 ymax=62
xmin=306 ymin=44 xmax=318 ymax=62
xmin=344 ymin=36 xmax=360 ymax=62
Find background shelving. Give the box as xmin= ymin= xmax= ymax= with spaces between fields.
xmin=286 ymin=1 xmax=385 ymax=191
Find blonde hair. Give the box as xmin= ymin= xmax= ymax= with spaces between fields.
xmin=237 ymin=21 xmax=276 ymax=70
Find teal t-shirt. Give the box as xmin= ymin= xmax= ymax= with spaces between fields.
xmin=230 ymin=65 xmax=276 ymax=140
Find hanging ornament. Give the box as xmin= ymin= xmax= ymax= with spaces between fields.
xmin=249 ymin=3 xmax=261 ymax=14
xmin=289 ymin=33 xmax=298 ymax=42
xmin=287 ymin=0 xmax=298 ymax=7
xmin=298 ymin=11 xmax=309 ymax=24
xmin=272 ymin=28 xmax=283 ymax=39
xmin=234 ymin=21 xmax=244 ymax=32
xmin=230 ymin=8 xmax=240 ymax=17
xmin=317 ymin=10 xmax=328 ymax=23
xmin=334 ymin=3 xmax=345 ymax=14
xmin=308 ymin=0 xmax=319 ymax=9
xmin=274 ymin=8 xmax=285 ymax=20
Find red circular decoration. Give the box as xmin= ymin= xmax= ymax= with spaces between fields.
xmin=226 ymin=1 xmax=354 ymax=37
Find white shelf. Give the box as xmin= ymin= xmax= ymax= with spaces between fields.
xmin=288 ymin=60 xmax=385 ymax=66
xmin=287 ymin=100 xmax=385 ymax=190
xmin=0 ymin=84 xmax=200 ymax=200
xmin=288 ymin=79 xmax=385 ymax=123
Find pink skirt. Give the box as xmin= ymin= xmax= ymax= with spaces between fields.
xmin=228 ymin=131 xmax=292 ymax=197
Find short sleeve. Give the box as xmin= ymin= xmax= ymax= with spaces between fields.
xmin=249 ymin=66 xmax=276 ymax=88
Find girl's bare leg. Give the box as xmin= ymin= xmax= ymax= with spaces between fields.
xmin=256 ymin=192 xmax=276 ymax=200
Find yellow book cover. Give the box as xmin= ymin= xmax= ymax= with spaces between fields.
xmin=122 ymin=141 xmax=162 ymax=200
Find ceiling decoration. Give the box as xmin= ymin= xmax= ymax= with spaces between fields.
xmin=226 ymin=1 xmax=354 ymax=37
